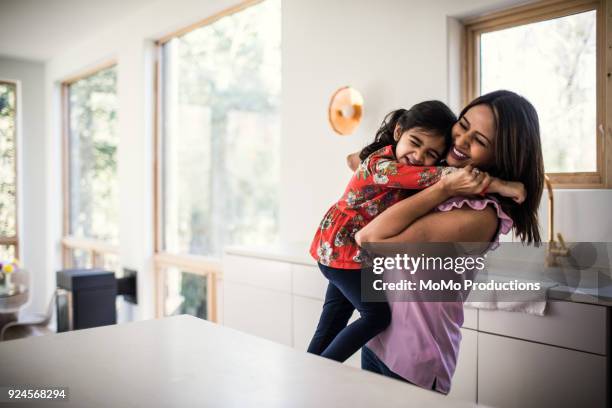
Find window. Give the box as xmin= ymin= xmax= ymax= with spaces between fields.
xmin=61 ymin=63 xmax=120 ymax=269
xmin=153 ymin=0 xmax=281 ymax=321
xmin=0 ymin=81 xmax=18 ymax=260
xmin=464 ymin=0 xmax=610 ymax=187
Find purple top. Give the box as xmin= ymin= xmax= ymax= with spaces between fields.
xmin=366 ymin=196 xmax=513 ymax=394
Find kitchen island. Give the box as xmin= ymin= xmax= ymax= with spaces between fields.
xmin=0 ymin=315 xmax=469 ymax=407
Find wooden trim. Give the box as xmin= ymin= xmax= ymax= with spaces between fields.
xmin=61 ymin=59 xmax=117 ymax=86
xmin=153 ymin=252 xmax=222 ymax=276
xmin=12 ymin=81 xmax=19 ymax=259
xmin=153 ymin=47 xmax=163 ymax=254
xmin=595 ymin=0 xmax=606 ymax=186
xmin=60 ymin=81 xmax=76 ymax=266
xmin=604 ymin=0 xmax=612 ymax=187
xmin=61 ymin=236 xmax=119 ymax=270
xmin=61 ymin=83 xmax=70 ymax=267
xmin=0 ymin=81 xmax=19 ymax=258
xmin=0 ymin=237 xmax=18 ymax=246
xmin=463 ymin=0 xmax=609 ymax=188
xmin=153 ymin=252 xmax=221 ymax=322
xmin=464 ymin=0 xmax=599 ymax=32
xmin=154 ymin=264 xmax=163 ymax=319
xmin=545 ymin=172 xmax=604 ymax=188
xmin=207 ymin=272 xmax=218 ymax=322
xmin=156 ymin=0 xmax=264 ymax=45
xmin=61 ymin=61 xmax=120 ymax=267
xmin=61 ymin=236 xmax=119 ymax=254
xmin=153 ymin=255 xmax=220 ymax=323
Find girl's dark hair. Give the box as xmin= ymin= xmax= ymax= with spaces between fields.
xmin=460 ymin=90 xmax=544 ymax=244
xmin=359 ymin=101 xmax=456 ymax=161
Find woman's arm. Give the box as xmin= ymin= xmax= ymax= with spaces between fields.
xmin=356 ymin=166 xmax=490 ymax=245
xmin=370 ymin=206 xmax=499 ymax=244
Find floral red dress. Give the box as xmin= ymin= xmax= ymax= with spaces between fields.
xmin=309 ymin=145 xmax=452 ymax=269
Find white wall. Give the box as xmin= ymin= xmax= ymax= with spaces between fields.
xmin=0 ymin=57 xmax=46 ymax=316
xmin=36 ymin=0 xmax=611 ymax=319
xmin=280 ymin=0 xmax=612 ymax=246
xmin=280 ymin=0 xmax=529 ymax=242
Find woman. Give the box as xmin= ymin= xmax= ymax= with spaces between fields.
xmin=351 ymin=90 xmax=544 ymax=394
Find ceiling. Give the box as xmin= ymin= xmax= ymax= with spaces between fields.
xmin=0 ymin=0 xmax=155 ymax=61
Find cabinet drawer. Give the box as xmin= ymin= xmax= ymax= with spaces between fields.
xmin=446 ymin=328 xmax=477 ymax=404
xmin=462 ymin=308 xmax=477 ymax=330
xmin=292 ymin=264 xmax=327 ymax=299
xmin=478 ymin=332 xmax=607 ymax=408
xmin=293 ymin=296 xmax=323 ymax=351
xmin=478 ymin=300 xmax=607 ymax=354
xmin=223 ymin=255 xmax=291 ymax=292
xmin=223 ymin=281 xmax=292 ymax=346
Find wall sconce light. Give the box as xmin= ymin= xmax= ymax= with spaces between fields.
xmin=328 ymin=86 xmax=363 ymax=135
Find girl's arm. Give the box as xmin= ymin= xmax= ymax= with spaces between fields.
xmin=347 ymin=149 xmax=525 ymax=202
xmin=356 ymin=166 xmax=490 ymax=245
xmin=362 ymin=147 xmax=456 ymax=190
xmin=487 ymin=178 xmax=526 ymax=204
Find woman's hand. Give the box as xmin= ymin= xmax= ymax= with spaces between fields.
xmin=440 ymin=165 xmax=491 ymax=196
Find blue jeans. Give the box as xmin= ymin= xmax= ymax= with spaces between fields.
xmin=361 ymin=346 xmax=409 ymax=382
xmin=307 ymin=263 xmax=391 ymax=362
xmin=362 ymin=346 xmax=438 ymax=391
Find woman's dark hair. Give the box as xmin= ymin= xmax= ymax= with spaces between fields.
xmin=460 ymin=90 xmax=544 ymax=244
xmin=359 ymin=101 xmax=456 ymax=161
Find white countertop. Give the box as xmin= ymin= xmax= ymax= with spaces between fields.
xmin=225 ymin=242 xmax=315 ymax=266
xmin=0 ymin=315 xmax=470 ymax=407
xmin=224 ymin=244 xmax=612 ymax=307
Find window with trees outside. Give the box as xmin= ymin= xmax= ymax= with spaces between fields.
xmin=154 ymin=0 xmax=281 ymax=321
xmin=464 ymin=0 xmax=611 ymax=187
xmin=0 ymin=81 xmax=18 ymax=260
xmin=62 ymin=64 xmax=120 ymax=271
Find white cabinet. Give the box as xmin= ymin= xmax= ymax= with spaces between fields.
xmin=223 ymin=251 xmax=609 ymax=406
xmin=223 ymin=254 xmax=363 ymax=367
xmin=479 ymin=300 xmax=607 ymax=354
xmin=462 ymin=307 xmax=477 ymax=330
xmin=446 ymin=328 xmax=477 ymax=404
xmin=478 ymin=332 xmax=607 ymax=408
xmin=291 ymin=264 xmax=327 ymax=299
xmin=224 ymin=255 xmax=291 ymax=292
xmin=223 ymin=281 xmax=293 ymax=346
xmin=292 ymin=296 xmax=323 ymax=351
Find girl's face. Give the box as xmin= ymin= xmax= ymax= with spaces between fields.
xmin=394 ymin=126 xmax=446 ymax=166
xmin=446 ymin=104 xmax=496 ymax=169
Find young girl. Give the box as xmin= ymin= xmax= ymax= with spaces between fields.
xmin=307 ymin=101 xmax=524 ymax=363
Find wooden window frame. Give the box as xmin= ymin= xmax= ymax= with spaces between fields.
xmin=61 ymin=61 xmax=120 ymax=269
xmin=152 ymin=0 xmax=265 ymax=322
xmin=463 ymin=0 xmax=612 ymax=188
xmin=0 ymin=80 xmax=19 ymax=258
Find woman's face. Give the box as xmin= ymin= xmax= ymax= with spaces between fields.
xmin=446 ymin=104 xmax=496 ymax=169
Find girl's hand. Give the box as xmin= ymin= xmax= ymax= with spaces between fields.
xmin=440 ymin=165 xmax=491 ymax=196
xmin=488 ymin=179 xmax=526 ymax=204
xmin=346 ymin=152 xmax=361 ymax=171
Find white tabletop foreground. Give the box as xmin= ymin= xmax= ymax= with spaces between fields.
xmin=0 ymin=315 xmax=470 ymax=407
